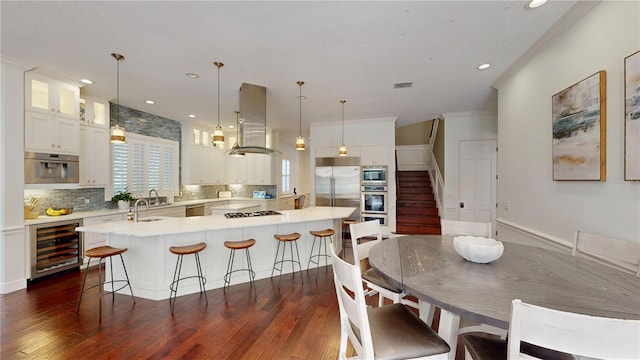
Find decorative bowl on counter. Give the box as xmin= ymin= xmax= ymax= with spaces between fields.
xmin=453 ymin=236 xmax=503 ymax=264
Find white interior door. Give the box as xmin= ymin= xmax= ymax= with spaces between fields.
xmin=458 ymin=140 xmax=497 ymax=235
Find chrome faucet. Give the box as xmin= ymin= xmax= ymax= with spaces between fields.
xmin=133 ymin=198 xmax=148 ymax=223
xmin=149 ymin=189 xmax=159 ymax=206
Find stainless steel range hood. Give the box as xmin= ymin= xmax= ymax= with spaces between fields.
xmin=229 ymin=83 xmax=277 ymax=156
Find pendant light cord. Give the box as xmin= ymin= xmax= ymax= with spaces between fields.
xmin=116 ymin=57 xmax=120 ymax=126
xmin=340 ymin=99 xmax=346 ymax=143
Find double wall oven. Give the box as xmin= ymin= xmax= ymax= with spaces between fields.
xmin=361 ymin=166 xmax=388 ymax=226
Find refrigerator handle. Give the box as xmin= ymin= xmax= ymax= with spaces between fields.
xmin=330 ymin=177 xmax=335 ymax=207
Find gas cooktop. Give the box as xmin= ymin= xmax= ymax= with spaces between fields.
xmin=224 ymin=210 xmax=282 ymax=218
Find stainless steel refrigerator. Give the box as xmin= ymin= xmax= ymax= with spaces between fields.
xmin=315 ymin=157 xmax=360 ymax=216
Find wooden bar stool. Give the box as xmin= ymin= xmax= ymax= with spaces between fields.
xmin=307 ymin=228 xmax=334 ymax=279
xmin=271 ymin=232 xmax=303 ymax=284
xmin=342 ymin=218 xmax=358 ymax=248
xmin=76 ymin=246 xmax=135 ymax=322
xmin=169 ymin=242 xmax=207 ymax=313
xmin=223 ymin=239 xmax=257 ymax=293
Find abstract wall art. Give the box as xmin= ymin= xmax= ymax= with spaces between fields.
xmin=625 ymin=50 xmax=640 ymax=181
xmin=552 ymin=71 xmax=606 ymax=181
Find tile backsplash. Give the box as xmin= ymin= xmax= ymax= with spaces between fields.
xmin=25 ymin=184 xmax=278 ymax=215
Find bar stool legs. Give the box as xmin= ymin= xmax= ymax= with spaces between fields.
xmin=76 ymin=246 xmax=135 ymax=322
xmin=271 ymin=233 xmax=303 ymax=285
xmin=342 ymin=218 xmax=358 ymax=249
xmin=169 ymin=242 xmax=208 ymax=313
xmin=307 ymin=229 xmax=335 ymax=280
xmin=223 ymin=239 xmax=257 ymax=297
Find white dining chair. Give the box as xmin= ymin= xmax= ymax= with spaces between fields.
xmin=330 ymin=244 xmax=451 ymax=360
xmin=440 ymin=219 xmax=492 ymax=237
xmin=461 ymin=299 xmax=640 ymax=360
xmin=572 ymin=230 xmax=640 ymax=276
xmin=349 ymin=220 xmax=418 ymax=309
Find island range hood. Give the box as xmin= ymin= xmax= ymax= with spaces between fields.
xmin=229 ymin=83 xmax=277 ymax=156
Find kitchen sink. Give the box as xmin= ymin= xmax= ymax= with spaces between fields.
xmin=137 ymin=217 xmax=165 ymax=222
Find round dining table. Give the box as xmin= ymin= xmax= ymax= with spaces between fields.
xmin=368 ymin=235 xmax=640 ymax=360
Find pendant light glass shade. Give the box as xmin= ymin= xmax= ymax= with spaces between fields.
xmin=212 ymin=61 xmax=225 ymax=146
xmin=110 ymin=53 xmax=126 ymax=143
xmin=338 ymin=99 xmax=347 ymax=156
xmin=296 ymin=81 xmax=306 ymax=151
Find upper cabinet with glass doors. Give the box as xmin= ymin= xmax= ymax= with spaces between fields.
xmin=80 ymin=95 xmax=110 ymax=128
xmin=25 ymin=72 xmax=80 ymax=120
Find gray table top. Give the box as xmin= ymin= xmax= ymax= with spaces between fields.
xmin=369 ymin=235 xmax=640 ymax=329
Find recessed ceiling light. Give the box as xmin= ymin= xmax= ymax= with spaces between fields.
xmin=526 ymin=0 xmax=547 ymax=9
xmin=145 ymin=100 xmax=155 ymax=105
xmin=477 ymin=63 xmax=491 ymax=70
xmin=393 ymin=82 xmax=413 ymax=89
xmin=80 ymin=79 xmax=94 ymax=84
xmin=186 ymin=73 xmax=199 ymax=79
xmin=188 ymin=114 xmax=196 ymax=118
xmin=228 ymin=125 xmax=234 ymax=129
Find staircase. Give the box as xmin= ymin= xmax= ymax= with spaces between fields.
xmin=395 ymin=171 xmax=441 ymax=235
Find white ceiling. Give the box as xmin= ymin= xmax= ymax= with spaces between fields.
xmin=1 ymin=1 xmax=578 ymax=135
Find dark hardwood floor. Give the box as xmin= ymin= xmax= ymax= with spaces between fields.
xmin=1 ymin=266 xmax=342 ymax=359
xmin=1 ymin=254 xmax=464 ymax=359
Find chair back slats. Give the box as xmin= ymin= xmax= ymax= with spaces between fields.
xmin=441 ymin=220 xmax=491 ymax=237
xmin=330 ymin=245 xmax=374 ymax=358
xmin=507 ymin=299 xmax=640 ymax=359
xmin=573 ymin=230 xmax=640 ymax=276
xmin=349 ymin=220 xmax=383 ymax=262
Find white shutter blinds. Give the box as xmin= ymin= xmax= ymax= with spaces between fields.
xmin=111 ymin=133 xmax=179 ymax=198
xmin=112 ymin=142 xmax=128 ymax=194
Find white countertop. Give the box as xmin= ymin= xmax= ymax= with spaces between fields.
xmin=76 ymin=206 xmax=356 ymax=237
xmin=24 ymin=197 xmax=275 ymax=226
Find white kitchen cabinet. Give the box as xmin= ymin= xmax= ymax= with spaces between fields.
xmin=251 ymin=154 xmax=273 ymax=185
xmin=226 ymin=155 xmax=251 ymax=184
xmin=227 ymin=153 xmax=273 ymax=185
xmin=81 ymin=96 xmax=109 ymax=128
xmin=25 ymin=72 xmax=80 ymax=120
xmin=360 ymin=145 xmax=389 ymax=165
xmin=210 ymin=148 xmax=227 ymax=184
xmin=79 ymin=126 xmax=109 ymax=186
xmin=187 ymin=145 xmax=227 ymax=185
xmin=25 ymin=111 xmax=80 ymax=154
xmin=316 ymin=146 xmax=361 ymax=159
xmin=82 ymin=214 xmax=124 ymax=267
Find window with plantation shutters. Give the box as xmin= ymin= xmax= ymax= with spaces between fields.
xmin=111 ymin=133 xmax=179 ymax=199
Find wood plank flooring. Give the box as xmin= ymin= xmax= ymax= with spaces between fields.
xmin=1 ymin=259 xmax=465 ymax=359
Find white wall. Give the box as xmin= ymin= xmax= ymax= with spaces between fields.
xmin=1 ymin=59 xmax=29 ymax=293
xmin=441 ymin=111 xmax=498 ymax=220
xmin=494 ymin=1 xmax=640 ymax=247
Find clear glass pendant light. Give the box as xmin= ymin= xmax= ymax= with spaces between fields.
xmin=296 ymin=81 xmax=306 ymax=151
xmin=338 ymin=99 xmax=347 ymax=156
xmin=212 ymin=61 xmax=225 ymax=146
xmin=110 ymin=53 xmax=126 ymax=143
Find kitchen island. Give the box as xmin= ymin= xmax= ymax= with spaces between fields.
xmin=76 ymin=206 xmax=355 ymax=300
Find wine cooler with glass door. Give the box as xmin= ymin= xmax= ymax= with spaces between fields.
xmin=29 ymin=219 xmax=83 ymax=279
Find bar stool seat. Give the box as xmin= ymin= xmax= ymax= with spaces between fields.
xmin=223 ymin=239 xmax=257 ymax=294
xmin=342 ymin=218 xmax=358 ymax=248
xmin=307 ymin=228 xmax=335 ymax=279
xmin=272 ymin=232 xmax=303 ymax=284
xmin=169 ymin=242 xmax=207 ymax=313
xmin=77 ymin=246 xmax=135 ymax=322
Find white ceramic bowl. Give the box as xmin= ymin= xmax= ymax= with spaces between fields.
xmin=453 ymin=236 xmax=504 ymax=264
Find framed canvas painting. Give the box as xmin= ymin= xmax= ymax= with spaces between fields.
xmin=625 ymin=50 xmax=640 ymax=181
xmin=551 ymin=71 xmax=606 ymax=181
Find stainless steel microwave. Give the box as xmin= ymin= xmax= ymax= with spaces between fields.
xmin=25 ymin=152 xmax=79 ymax=184
xmin=361 ymin=165 xmax=387 ymax=185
